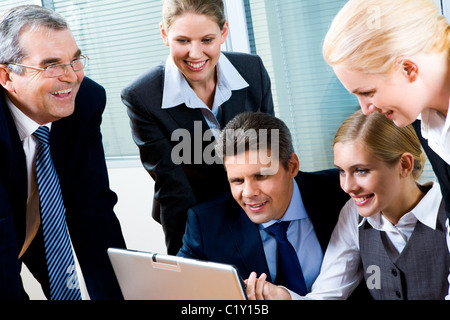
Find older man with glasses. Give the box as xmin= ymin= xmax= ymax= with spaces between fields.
xmin=0 ymin=5 xmax=126 ymax=300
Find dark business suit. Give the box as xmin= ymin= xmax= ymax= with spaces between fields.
xmin=177 ymin=169 xmax=349 ymax=283
xmin=0 ymin=77 xmax=126 ymax=300
xmin=122 ymin=52 xmax=274 ymax=255
xmin=413 ymin=120 xmax=450 ymax=219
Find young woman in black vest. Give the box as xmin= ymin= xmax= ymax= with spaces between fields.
xmin=322 ymin=0 xmax=450 ymax=297
xmin=246 ymin=111 xmax=449 ymax=300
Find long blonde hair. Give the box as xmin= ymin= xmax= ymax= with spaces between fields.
xmin=334 ymin=111 xmax=426 ymax=180
xmin=323 ymin=0 xmax=450 ymax=74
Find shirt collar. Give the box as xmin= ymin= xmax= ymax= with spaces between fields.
xmin=419 ymin=108 xmax=450 ymax=164
xmin=5 ymin=94 xmax=51 ymax=141
xmin=261 ymin=178 xmax=309 ymax=229
xmin=420 ymin=108 xmax=449 ymax=137
xmin=161 ymin=53 xmax=249 ymax=110
xmin=359 ymin=182 xmax=442 ymax=230
xmin=216 ymin=53 xmax=249 ymax=91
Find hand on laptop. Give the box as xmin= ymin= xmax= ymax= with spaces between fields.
xmin=244 ymin=272 xmax=291 ymax=300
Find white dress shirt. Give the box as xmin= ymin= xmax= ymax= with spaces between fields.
xmin=259 ymin=179 xmax=323 ymax=292
xmin=161 ymin=53 xmax=249 ymax=139
xmin=289 ymin=182 xmax=443 ymax=300
xmin=420 ymin=108 xmax=450 ymax=165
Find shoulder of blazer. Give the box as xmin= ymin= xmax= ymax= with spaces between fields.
xmin=121 ymin=62 xmax=165 ymax=99
xmin=79 ymin=76 xmax=106 ymax=97
xmin=295 ymin=168 xmax=338 ymax=185
xmin=76 ymin=76 xmax=106 ymax=113
xmin=0 ymin=90 xmax=23 ymax=159
xmin=295 ymin=169 xmax=348 ymax=251
xmin=223 ymin=52 xmax=264 ymax=77
xmin=188 ymin=191 xmax=250 ymax=228
xmin=54 ymin=77 xmax=106 ymax=129
xmin=295 ymin=169 xmax=348 ymax=216
xmin=190 ymin=192 xmax=236 ymax=217
xmin=222 ymin=51 xmax=262 ymax=69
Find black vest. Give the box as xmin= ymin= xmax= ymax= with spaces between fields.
xmin=359 ymin=201 xmax=450 ymax=300
xmin=413 ymin=120 xmax=450 ymax=220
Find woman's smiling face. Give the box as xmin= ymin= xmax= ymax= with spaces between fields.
xmin=333 ymin=65 xmax=426 ymax=128
xmin=333 ymin=140 xmax=403 ymax=218
xmin=160 ymin=12 xmax=228 ymax=87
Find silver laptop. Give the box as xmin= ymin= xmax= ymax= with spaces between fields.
xmin=108 ymin=248 xmax=247 ymax=300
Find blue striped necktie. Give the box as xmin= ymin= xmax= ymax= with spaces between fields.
xmin=266 ymin=221 xmax=308 ymax=295
xmin=33 ymin=126 xmax=82 ymax=300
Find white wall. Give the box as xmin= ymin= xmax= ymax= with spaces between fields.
xmin=108 ymin=164 xmax=166 ymax=253
xmin=21 ymin=164 xmax=164 ymax=300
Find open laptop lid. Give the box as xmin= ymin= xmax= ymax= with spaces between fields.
xmin=108 ymin=248 xmax=247 ymax=300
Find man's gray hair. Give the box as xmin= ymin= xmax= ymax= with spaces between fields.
xmin=0 ymin=5 xmax=68 ymax=74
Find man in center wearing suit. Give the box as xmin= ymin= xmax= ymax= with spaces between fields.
xmin=177 ymin=112 xmax=350 ymax=298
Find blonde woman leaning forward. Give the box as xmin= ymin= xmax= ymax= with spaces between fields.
xmin=245 ymin=111 xmax=449 ymax=300
xmin=323 ymin=0 xmax=450 ymax=297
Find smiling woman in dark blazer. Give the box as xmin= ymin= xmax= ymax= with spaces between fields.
xmin=121 ymin=0 xmax=274 ymax=255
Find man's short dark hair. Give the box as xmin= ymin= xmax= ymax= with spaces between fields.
xmin=215 ymin=112 xmax=295 ymax=171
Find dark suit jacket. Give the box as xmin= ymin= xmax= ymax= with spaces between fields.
xmin=177 ymin=169 xmax=349 ymax=283
xmin=121 ymin=52 xmax=274 ymax=254
xmin=413 ymin=120 xmax=450 ymax=219
xmin=0 ymin=77 xmax=126 ymax=300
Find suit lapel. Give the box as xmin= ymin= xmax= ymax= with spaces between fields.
xmin=165 ymin=105 xmax=209 ymax=134
xmin=221 ymin=88 xmax=248 ymax=126
xmin=294 ymin=173 xmax=329 ymax=252
xmin=165 ymin=106 xmax=214 ymax=166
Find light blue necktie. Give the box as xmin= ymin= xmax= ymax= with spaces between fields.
xmin=33 ymin=126 xmax=81 ymax=300
xmin=266 ymin=221 xmax=308 ymax=295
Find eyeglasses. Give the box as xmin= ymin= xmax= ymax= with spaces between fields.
xmin=7 ymin=55 xmax=89 ymax=78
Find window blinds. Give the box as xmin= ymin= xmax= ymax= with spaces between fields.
xmin=51 ymin=0 xmax=169 ymax=158
xmin=246 ymin=0 xmax=436 ymax=182
xmin=0 ymin=0 xmax=438 ymax=182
